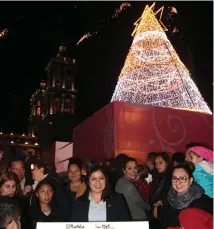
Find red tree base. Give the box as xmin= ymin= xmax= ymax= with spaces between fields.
xmin=73 ymin=102 xmax=213 ymax=162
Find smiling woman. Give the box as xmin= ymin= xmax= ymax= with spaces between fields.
xmin=154 ymin=163 xmax=213 ymax=229
xmin=115 ymin=157 xmax=150 ymax=221
xmin=71 ymin=165 xmax=131 ymax=222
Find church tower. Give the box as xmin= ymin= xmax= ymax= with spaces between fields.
xmin=28 ymin=44 xmax=77 ymax=148
xmin=45 ymin=43 xmax=77 ymax=116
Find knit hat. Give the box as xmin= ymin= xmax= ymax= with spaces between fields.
xmin=187 ymin=146 xmax=213 ymax=163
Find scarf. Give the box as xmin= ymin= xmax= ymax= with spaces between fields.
xmin=199 ymin=160 xmax=213 ymax=175
xmin=167 ymin=184 xmax=204 ymax=210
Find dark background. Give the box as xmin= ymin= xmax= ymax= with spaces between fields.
xmin=0 ymin=1 xmax=213 ymax=133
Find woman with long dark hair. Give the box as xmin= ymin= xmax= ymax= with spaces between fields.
xmin=71 ymin=165 xmax=131 ymax=222
xmin=150 ymin=152 xmax=172 ymax=204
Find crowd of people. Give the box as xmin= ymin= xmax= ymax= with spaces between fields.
xmin=0 ymin=142 xmax=213 ymax=229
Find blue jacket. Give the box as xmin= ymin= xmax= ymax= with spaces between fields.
xmin=193 ymin=161 xmax=213 ymax=198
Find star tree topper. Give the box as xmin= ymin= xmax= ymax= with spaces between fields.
xmin=132 ymin=2 xmax=168 ymax=37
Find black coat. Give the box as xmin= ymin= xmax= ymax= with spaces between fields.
xmin=64 ymin=183 xmax=77 ymax=207
xmin=150 ymin=171 xmax=171 ymax=204
xmin=30 ymin=173 xmax=70 ymax=221
xmin=157 ymin=194 xmax=213 ymax=228
xmin=24 ymin=176 xmax=34 ymax=187
xmin=71 ymin=192 xmax=131 ymax=222
xmin=29 ymin=202 xmax=63 ymax=229
xmin=16 ymin=195 xmax=32 ymax=229
xmin=107 ymin=170 xmax=122 ymax=191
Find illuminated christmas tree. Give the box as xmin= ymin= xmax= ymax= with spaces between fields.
xmin=111 ymin=3 xmax=212 ymax=114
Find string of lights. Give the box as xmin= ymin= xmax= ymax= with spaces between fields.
xmin=111 ymin=3 xmax=212 ymax=114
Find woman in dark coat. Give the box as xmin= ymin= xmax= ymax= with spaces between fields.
xmin=71 ymin=165 xmax=131 ymax=222
xmin=154 ymin=163 xmax=213 ymax=229
xmin=150 ymin=152 xmax=172 ymax=204
xmin=64 ymin=157 xmax=86 ymax=207
xmin=29 ymin=180 xmax=63 ymax=229
xmin=29 ymin=159 xmax=70 ymax=220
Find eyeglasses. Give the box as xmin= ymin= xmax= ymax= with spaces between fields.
xmin=172 ymin=176 xmax=188 ymax=183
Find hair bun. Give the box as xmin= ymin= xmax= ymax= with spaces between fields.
xmin=183 ymin=161 xmax=195 ymax=173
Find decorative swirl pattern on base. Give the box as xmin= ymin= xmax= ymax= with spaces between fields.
xmin=152 ymin=107 xmax=187 ymax=152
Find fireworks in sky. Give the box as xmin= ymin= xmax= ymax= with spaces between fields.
xmin=0 ymin=28 xmax=8 ymax=39
xmin=170 ymin=7 xmax=178 ymax=14
xmin=167 ymin=6 xmax=178 ymax=20
xmin=111 ymin=2 xmax=131 ymax=19
xmin=172 ymin=26 xmax=179 ymax=34
xmin=77 ymin=31 xmax=99 ymax=46
xmin=165 ymin=6 xmax=183 ymax=38
xmin=76 ymin=2 xmax=131 ymax=46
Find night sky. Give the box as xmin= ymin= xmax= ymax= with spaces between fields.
xmin=0 ymin=1 xmax=213 ymax=133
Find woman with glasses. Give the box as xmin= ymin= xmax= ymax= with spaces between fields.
xmin=153 ymin=163 xmax=213 ymax=229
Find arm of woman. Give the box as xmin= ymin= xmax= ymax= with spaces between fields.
xmin=123 ymin=183 xmax=150 ymax=220
xmin=153 ymin=200 xmax=163 ymax=218
xmin=153 ymin=206 xmax=158 ymax=218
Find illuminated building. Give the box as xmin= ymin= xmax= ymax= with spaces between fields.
xmin=111 ymin=3 xmax=212 ymax=114
xmin=28 ymin=44 xmax=77 ymax=148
